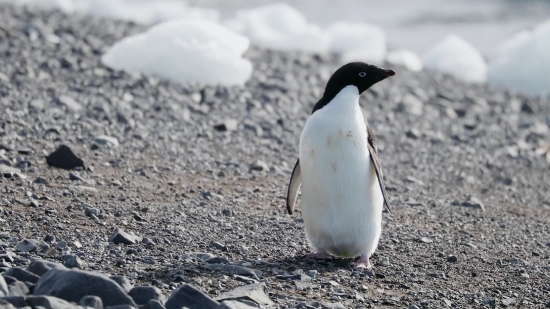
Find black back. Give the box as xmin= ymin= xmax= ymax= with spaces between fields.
xmin=311 ymin=62 xmax=395 ymax=114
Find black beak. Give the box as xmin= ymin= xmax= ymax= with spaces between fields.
xmin=384 ymin=69 xmax=396 ymax=77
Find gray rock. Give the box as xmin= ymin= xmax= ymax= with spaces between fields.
xmin=251 ymin=160 xmax=269 ymax=172
xmin=0 ymin=276 xmax=8 ymax=297
xmin=143 ymin=300 xmax=165 ymax=309
xmin=94 ymin=136 xmax=119 ymax=147
xmin=398 ymin=94 xmax=423 ymax=116
xmin=215 ymin=283 xmax=274 ymax=307
xmin=205 ymin=264 xmax=261 ymax=279
xmin=27 ymin=296 xmax=77 ymax=309
xmin=165 ymin=284 xmax=220 ymax=309
xmin=109 ymin=276 xmax=133 ymax=293
xmin=502 ymin=297 xmax=515 ymax=306
xmin=2 ymin=268 xmax=40 ymax=284
xmin=0 ymin=296 xmax=26 ymax=308
xmin=128 ymin=286 xmax=166 ymax=306
xmin=56 ymin=96 xmax=82 ymax=112
xmin=306 ymin=270 xmax=318 ymax=279
xmin=219 ymin=300 xmax=257 ymax=309
xmin=16 ymin=240 xmax=48 ymax=253
xmin=221 ymin=209 xmax=232 ymax=217
xmin=34 ymin=268 xmax=136 ymax=307
xmin=214 ymin=119 xmax=239 ymax=132
xmin=8 ymin=281 xmax=29 ymax=296
xmin=79 ymin=296 xmax=103 ymax=309
xmin=0 ymin=299 xmax=16 ymax=309
xmin=462 ymin=195 xmax=485 ymax=211
xmin=108 ymin=229 xmax=141 ymax=245
xmin=33 ymin=177 xmax=48 ymax=185
xmin=0 ymin=165 xmax=26 ymax=180
xmin=69 ymin=172 xmax=84 ymax=181
xmin=319 ymin=302 xmax=345 ymax=309
xmin=62 ymin=255 xmax=86 ymax=269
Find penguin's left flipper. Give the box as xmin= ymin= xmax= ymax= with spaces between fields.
xmin=367 ymin=126 xmax=392 ymax=213
xmin=286 ymin=159 xmax=302 ymax=215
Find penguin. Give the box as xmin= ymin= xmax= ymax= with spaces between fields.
xmin=286 ymin=62 xmax=394 ymax=269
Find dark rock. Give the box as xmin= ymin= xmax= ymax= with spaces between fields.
xmin=143 ymin=300 xmax=166 ymax=309
xmin=165 ymin=284 xmax=220 ymax=309
xmin=8 ymin=281 xmax=29 ymax=296
xmin=0 ymin=299 xmax=16 ymax=309
xmin=0 ymin=276 xmax=7 ymax=297
xmin=0 ymin=296 xmax=26 ymax=308
xmin=27 ymin=295 xmax=76 ymax=309
xmin=128 ymin=286 xmax=166 ymax=306
xmin=46 ymin=145 xmax=84 ymax=170
xmin=109 ymin=276 xmax=133 ymax=293
xmin=108 ymin=229 xmax=141 ymax=245
xmin=447 ymin=255 xmax=458 ymax=262
xmin=16 ymin=240 xmax=48 ymax=253
xmin=219 ymin=300 xmax=258 ymax=309
xmin=222 ymin=209 xmax=232 ymax=217
xmin=205 ymin=264 xmax=261 ymax=279
xmin=34 ymin=268 xmax=136 ymax=307
xmin=69 ymin=172 xmax=84 ymax=181
xmin=2 ymin=268 xmax=40 ymax=284
xmin=79 ymin=296 xmax=103 ymax=309
xmin=2 ymin=277 xmax=15 ymax=286
xmin=104 ymin=305 xmax=135 ymax=309
xmin=462 ymin=195 xmax=485 ymax=211
xmin=33 ymin=177 xmax=48 ymax=185
xmin=209 ymin=242 xmax=227 ymax=251
xmin=214 ymin=119 xmax=238 ymax=132
xmin=215 ymin=283 xmax=274 ymax=307
xmin=206 ymin=257 xmax=229 ymax=264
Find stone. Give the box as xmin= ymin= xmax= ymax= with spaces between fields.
xmin=205 ymin=264 xmax=261 ymax=279
xmin=0 ymin=296 xmax=26 ymax=308
xmin=214 ymin=119 xmax=238 ymax=132
xmin=56 ymin=96 xmax=82 ymax=112
xmin=222 ymin=209 xmax=232 ymax=217
xmin=215 ymin=283 xmax=274 ymax=307
xmin=69 ymin=172 xmax=84 ymax=181
xmin=104 ymin=305 xmax=136 ymax=309
xmin=26 ymin=260 xmax=64 ymax=277
xmin=251 ymin=160 xmax=269 ymax=172
xmin=79 ymin=296 xmax=103 ymax=309
xmin=447 ymin=255 xmax=458 ymax=262
xmin=0 ymin=165 xmax=26 ymax=180
xmin=406 ymin=128 xmax=421 ymax=139
xmin=462 ymin=195 xmax=485 ymax=211
xmin=62 ymin=255 xmax=86 ymax=269
xmin=27 ymin=296 xmax=77 ymax=309
xmin=306 ymin=270 xmax=318 ymax=279
xmin=8 ymin=281 xmax=29 ymax=296
xmin=398 ymin=94 xmax=423 ymax=116
xmin=2 ymin=268 xmax=40 ymax=284
xmin=502 ymin=297 xmax=516 ymax=306
xmin=143 ymin=300 xmax=166 ymax=309
xmin=94 ymin=136 xmax=119 ymax=147
xmin=33 ymin=177 xmax=48 ymax=185
xmin=319 ymin=302 xmax=345 ymax=309
xmin=128 ymin=286 xmax=166 ymax=305
xmin=108 ymin=229 xmax=141 ymax=245
xmin=219 ymin=300 xmax=258 ymax=309
xmin=16 ymin=240 xmax=48 ymax=253
xmin=85 ymin=207 xmax=101 ymax=217
xmin=165 ymin=284 xmax=220 ymax=309
xmin=0 ymin=299 xmax=15 ymax=309
xmin=34 ymin=268 xmax=136 ymax=307
xmin=46 ymin=145 xmax=85 ymax=170
xmin=0 ymin=276 xmax=8 ymax=297
xmin=110 ymin=276 xmax=133 ymax=293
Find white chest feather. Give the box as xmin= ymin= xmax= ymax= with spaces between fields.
xmin=298 ymin=86 xmax=383 ymax=257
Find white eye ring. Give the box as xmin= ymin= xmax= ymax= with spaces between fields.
xmin=359 ymin=72 xmax=366 ymax=77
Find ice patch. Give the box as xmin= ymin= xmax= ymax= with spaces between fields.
xmin=224 ymin=3 xmax=329 ymax=53
xmin=488 ymin=20 xmax=550 ymax=96
xmin=423 ymin=35 xmax=487 ymax=83
xmin=101 ymin=20 xmax=253 ymax=86
xmin=74 ymin=0 xmax=219 ymax=24
xmin=386 ymin=49 xmax=422 ymax=71
xmin=327 ymin=22 xmax=386 ymax=63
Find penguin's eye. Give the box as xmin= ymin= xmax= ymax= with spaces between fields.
xmin=359 ymin=72 xmax=367 ymax=77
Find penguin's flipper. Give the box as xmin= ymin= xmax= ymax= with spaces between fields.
xmin=366 ymin=126 xmax=392 ymax=213
xmin=286 ymin=159 xmax=302 ymax=215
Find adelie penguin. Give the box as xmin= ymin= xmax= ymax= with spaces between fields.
xmin=287 ymin=62 xmax=394 ymax=269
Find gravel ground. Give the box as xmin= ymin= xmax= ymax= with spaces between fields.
xmin=1 ymin=4 xmax=550 ymax=309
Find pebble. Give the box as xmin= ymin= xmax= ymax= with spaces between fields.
xmin=222 ymin=209 xmax=232 ymax=217
xmin=251 ymin=160 xmax=269 ymax=172
xmin=46 ymin=145 xmax=85 ymax=170
xmin=94 ymin=135 xmax=120 ymax=147
xmin=462 ymin=195 xmax=485 ymax=211
xmin=447 ymin=255 xmax=458 ymax=262
xmin=214 ymin=119 xmax=239 ymax=132
xmin=56 ymin=95 xmax=82 ymax=112
xmin=165 ymin=284 xmax=220 ymax=309
xmin=33 ymin=177 xmax=48 ymax=185
xmin=109 ymin=229 xmax=141 ymax=245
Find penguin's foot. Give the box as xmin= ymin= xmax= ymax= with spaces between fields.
xmin=304 ymin=249 xmax=329 ymax=260
xmin=355 ymin=254 xmax=372 ymax=269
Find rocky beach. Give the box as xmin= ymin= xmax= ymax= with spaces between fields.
xmin=0 ymin=3 xmax=550 ymax=309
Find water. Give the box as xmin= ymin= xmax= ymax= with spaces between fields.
xmin=189 ymin=0 xmax=550 ymax=56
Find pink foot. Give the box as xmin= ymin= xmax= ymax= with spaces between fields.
xmin=355 ymin=254 xmax=372 ymax=269
xmin=304 ymin=249 xmax=329 ymax=260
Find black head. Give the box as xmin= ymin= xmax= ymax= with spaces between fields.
xmin=312 ymin=62 xmax=395 ymax=114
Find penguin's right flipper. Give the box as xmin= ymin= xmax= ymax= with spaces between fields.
xmin=286 ymin=159 xmax=302 ymax=215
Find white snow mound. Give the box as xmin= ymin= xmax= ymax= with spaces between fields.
xmin=327 ymin=22 xmax=386 ymax=63
xmin=224 ymin=3 xmax=329 ymax=53
xmin=101 ymin=20 xmax=253 ymax=86
xmin=385 ymin=49 xmax=423 ymax=71
xmin=74 ymin=0 xmax=219 ymax=24
xmin=423 ymin=35 xmax=487 ymax=83
xmin=488 ymin=20 xmax=550 ymax=96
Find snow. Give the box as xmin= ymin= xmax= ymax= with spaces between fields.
xmin=74 ymin=0 xmax=219 ymax=25
xmin=385 ymin=49 xmax=422 ymax=71
xmin=224 ymin=3 xmax=329 ymax=54
xmin=101 ymin=20 xmax=253 ymax=86
xmin=488 ymin=20 xmax=550 ymax=96
xmin=422 ymin=35 xmax=487 ymax=83
xmin=327 ymin=22 xmax=386 ymax=63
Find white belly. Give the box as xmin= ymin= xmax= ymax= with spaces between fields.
xmin=298 ymin=87 xmax=383 ymax=258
